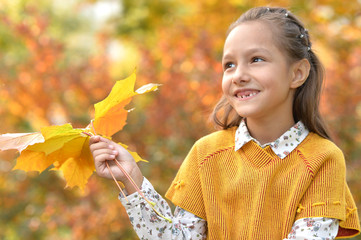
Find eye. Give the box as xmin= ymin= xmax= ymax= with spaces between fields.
xmin=224 ymin=62 xmax=235 ymax=70
xmin=252 ymin=57 xmax=265 ymax=63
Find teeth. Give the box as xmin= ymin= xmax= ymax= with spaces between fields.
xmin=239 ymin=92 xmax=257 ymax=98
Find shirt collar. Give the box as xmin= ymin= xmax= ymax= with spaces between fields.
xmin=235 ymin=119 xmax=309 ymax=159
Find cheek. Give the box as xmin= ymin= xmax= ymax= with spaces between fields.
xmin=221 ymin=75 xmax=231 ymax=93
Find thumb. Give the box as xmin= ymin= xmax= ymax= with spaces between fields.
xmin=97 ymin=136 xmax=114 ymax=144
xmin=89 ymin=135 xmax=113 ymax=145
xmin=89 ymin=135 xmax=101 ymax=145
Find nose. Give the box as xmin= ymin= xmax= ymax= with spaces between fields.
xmin=231 ymin=65 xmax=251 ymax=85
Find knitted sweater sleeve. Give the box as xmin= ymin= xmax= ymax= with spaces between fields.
xmin=295 ymin=137 xmax=360 ymax=238
xmin=165 ymin=142 xmax=207 ymax=220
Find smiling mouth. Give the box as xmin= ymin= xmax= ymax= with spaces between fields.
xmin=235 ymin=90 xmax=259 ymax=99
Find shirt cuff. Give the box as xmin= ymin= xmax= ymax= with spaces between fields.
xmin=118 ymin=177 xmax=154 ymax=208
xmin=284 ymin=217 xmax=339 ymax=239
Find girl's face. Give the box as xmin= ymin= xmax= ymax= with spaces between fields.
xmin=222 ymin=21 xmax=299 ymax=124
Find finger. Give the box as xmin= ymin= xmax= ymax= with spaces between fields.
xmin=94 ymin=153 xmax=117 ymax=165
xmin=89 ymin=136 xmax=115 ymax=145
xmin=97 ymin=136 xmax=114 ymax=144
xmin=93 ymin=149 xmax=118 ymax=160
xmin=89 ymin=135 xmax=101 ymax=145
xmin=90 ymin=136 xmax=119 ymax=150
xmin=89 ymin=141 xmax=113 ymax=152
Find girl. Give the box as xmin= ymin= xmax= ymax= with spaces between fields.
xmin=89 ymin=6 xmax=360 ymax=239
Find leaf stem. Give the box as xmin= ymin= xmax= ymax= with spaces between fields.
xmin=105 ymin=160 xmax=128 ymax=202
xmin=89 ymin=121 xmax=171 ymax=222
xmin=113 ymin=158 xmax=172 ymax=223
xmin=91 ymin=120 xmax=97 ymax=135
xmin=82 ymin=132 xmax=93 ymax=137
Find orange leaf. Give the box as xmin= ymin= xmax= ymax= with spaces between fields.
xmin=1 ymin=72 xmax=159 ymax=190
xmin=53 ymin=137 xmax=94 ymax=190
xmin=13 ymin=150 xmax=51 ymax=172
xmin=93 ymin=71 xmax=160 ymax=136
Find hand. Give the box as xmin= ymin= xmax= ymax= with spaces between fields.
xmin=89 ymin=136 xmax=143 ymax=193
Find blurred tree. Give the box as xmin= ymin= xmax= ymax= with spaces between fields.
xmin=0 ymin=0 xmax=137 ymax=239
xmin=0 ymin=0 xmax=360 ymax=239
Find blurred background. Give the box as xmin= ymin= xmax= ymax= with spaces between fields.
xmin=0 ymin=0 xmax=360 ymax=239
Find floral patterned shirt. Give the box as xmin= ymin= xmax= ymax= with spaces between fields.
xmin=120 ymin=178 xmax=207 ymax=239
xmin=118 ymin=120 xmax=339 ymax=239
xmin=285 ymin=217 xmax=339 ymax=240
xmin=235 ymin=119 xmax=309 ymax=158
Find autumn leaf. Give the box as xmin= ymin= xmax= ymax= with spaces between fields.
xmin=26 ymin=124 xmax=84 ymax=155
xmin=118 ymin=142 xmax=147 ymax=163
xmin=0 ymin=132 xmax=44 ymax=152
xmin=0 ymin=72 xmax=159 ymax=190
xmin=93 ymin=71 xmax=161 ymax=137
xmin=52 ymin=137 xmax=94 ymax=189
xmin=13 ymin=150 xmax=49 ymax=172
xmin=11 ymin=124 xmax=93 ymax=189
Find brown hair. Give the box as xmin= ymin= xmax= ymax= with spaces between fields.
xmin=211 ymin=6 xmax=331 ymax=140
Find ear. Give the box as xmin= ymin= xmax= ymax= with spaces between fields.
xmin=290 ymin=58 xmax=310 ymax=89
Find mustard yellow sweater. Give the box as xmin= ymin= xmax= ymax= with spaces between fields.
xmin=166 ymin=128 xmax=360 ymax=239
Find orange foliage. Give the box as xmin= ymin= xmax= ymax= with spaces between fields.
xmin=0 ymin=8 xmax=114 ymax=133
xmin=1 ymin=0 xmax=361 ymax=239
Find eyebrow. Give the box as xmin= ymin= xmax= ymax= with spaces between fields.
xmin=222 ymin=47 xmax=271 ymax=60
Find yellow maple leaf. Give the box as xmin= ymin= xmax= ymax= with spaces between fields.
xmin=93 ymin=71 xmax=160 ymax=137
xmin=13 ymin=150 xmax=49 ymax=172
xmin=26 ymin=124 xmax=84 ymax=155
xmin=0 ymin=71 xmax=159 ymax=190
xmin=11 ymin=125 xmax=93 ymax=190
xmin=53 ymin=137 xmax=94 ymax=189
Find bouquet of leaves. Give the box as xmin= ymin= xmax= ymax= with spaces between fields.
xmin=0 ymin=72 xmax=159 ymax=193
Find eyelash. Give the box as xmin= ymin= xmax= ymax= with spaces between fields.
xmin=223 ymin=57 xmax=265 ymax=70
xmin=224 ymin=62 xmax=235 ymax=70
xmin=252 ymin=57 xmax=265 ymax=62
